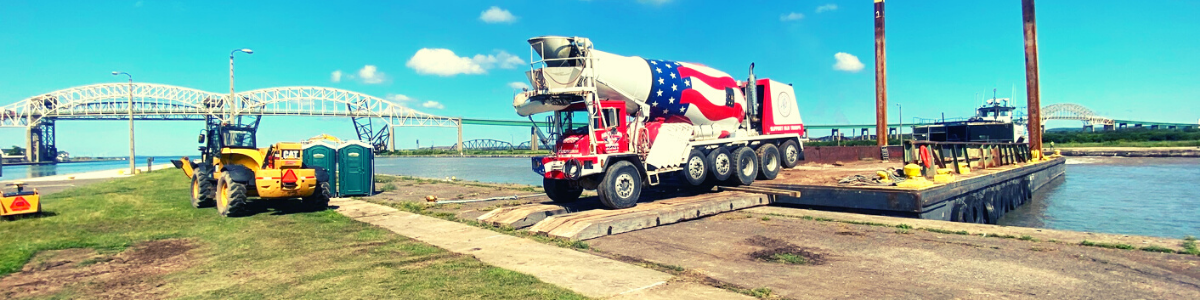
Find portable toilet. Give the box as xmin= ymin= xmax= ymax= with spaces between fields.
xmin=303 ymin=141 xmax=338 ymax=196
xmin=336 ymin=141 xmax=375 ymax=197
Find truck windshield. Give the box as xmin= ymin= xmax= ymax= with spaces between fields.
xmin=557 ymin=110 xmax=590 ymax=134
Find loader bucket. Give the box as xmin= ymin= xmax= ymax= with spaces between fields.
xmin=173 ymin=157 xmax=196 ymax=179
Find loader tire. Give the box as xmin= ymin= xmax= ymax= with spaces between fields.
xmin=727 ymin=146 xmax=758 ymax=186
xmin=191 ymin=171 xmax=216 ymax=208
xmin=755 ymin=144 xmax=781 ymax=180
xmin=216 ymin=173 xmax=248 ymax=217
xmin=544 ymin=178 xmax=582 ymax=203
xmin=780 ymin=140 xmax=801 ymax=168
xmin=302 ymin=181 xmax=331 ymax=210
xmin=597 ymin=161 xmax=641 ymax=209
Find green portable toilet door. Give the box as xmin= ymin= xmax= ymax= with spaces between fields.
xmin=303 ymin=145 xmax=337 ymax=195
xmin=337 ymin=145 xmax=372 ymax=196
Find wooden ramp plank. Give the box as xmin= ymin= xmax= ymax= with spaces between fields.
xmin=477 ymin=204 xmax=570 ymax=229
xmin=529 ymin=192 xmax=771 ymax=241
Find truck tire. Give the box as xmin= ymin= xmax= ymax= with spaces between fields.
xmin=728 ymin=146 xmax=758 ymax=186
xmin=780 ymin=140 xmax=801 ymax=168
xmin=302 ymin=181 xmax=331 ymax=210
xmin=191 ymin=170 xmax=216 ymax=208
xmin=544 ymin=178 xmax=582 ymax=203
xmin=707 ymin=147 xmax=733 ymax=182
xmin=756 ymin=144 xmax=781 ymax=180
xmin=216 ymin=173 xmax=249 ymax=217
xmin=680 ymin=149 xmax=708 ymax=186
xmin=598 ymin=161 xmax=641 ymax=209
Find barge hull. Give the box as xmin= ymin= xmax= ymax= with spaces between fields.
xmin=765 ymin=157 xmax=1066 ymax=222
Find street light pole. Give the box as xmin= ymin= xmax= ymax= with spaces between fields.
xmin=229 ymin=48 xmax=253 ymax=118
xmin=112 ymin=71 xmax=134 ymax=174
xmin=895 ymin=103 xmax=902 ymax=141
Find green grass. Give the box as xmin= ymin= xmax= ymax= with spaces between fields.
xmin=923 ymin=228 xmax=970 ymax=235
xmin=1139 ymin=246 xmax=1177 ymax=253
xmin=1183 ymin=236 xmax=1199 ymax=255
xmin=1080 ymin=240 xmax=1136 ymax=250
xmin=0 ymin=170 xmax=585 ymax=299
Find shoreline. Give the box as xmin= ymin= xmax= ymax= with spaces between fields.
xmin=1053 ymin=146 xmax=1200 ymax=157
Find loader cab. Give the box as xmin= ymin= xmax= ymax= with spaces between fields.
xmin=220 ymin=126 xmax=257 ymax=149
xmin=551 ymin=101 xmax=628 ymax=155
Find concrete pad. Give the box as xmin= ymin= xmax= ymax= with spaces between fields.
xmin=529 ymin=192 xmax=771 ymax=241
xmin=745 ymin=206 xmax=1187 ymax=250
xmin=610 ymin=281 xmax=756 ymax=300
xmin=330 ymin=198 xmax=747 ymax=299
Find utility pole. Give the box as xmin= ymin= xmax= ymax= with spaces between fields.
xmin=895 ymin=103 xmax=903 ymax=141
xmin=1021 ymin=0 xmax=1043 ymax=152
xmin=874 ymin=0 xmax=888 ymax=147
xmin=111 ymin=71 xmax=134 ymax=174
xmin=229 ymin=48 xmax=253 ymax=119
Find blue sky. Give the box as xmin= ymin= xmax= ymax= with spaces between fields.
xmin=1 ymin=0 xmax=1197 ymax=156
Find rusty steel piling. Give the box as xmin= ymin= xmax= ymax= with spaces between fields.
xmin=874 ymin=0 xmax=888 ymax=148
xmin=1022 ymin=0 xmax=1043 ymax=151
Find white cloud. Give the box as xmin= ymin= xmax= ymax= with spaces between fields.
xmin=480 ymin=6 xmax=516 ymax=23
xmin=833 ymin=52 xmax=865 ymax=72
xmin=406 ymin=48 xmax=525 ymax=76
xmin=780 ymin=12 xmax=804 ymax=21
xmin=637 ymin=0 xmax=672 ymax=5
xmin=357 ymin=65 xmax=387 ymax=84
xmin=421 ymin=100 xmax=445 ymax=109
xmin=330 ymin=70 xmax=343 ymax=83
xmin=508 ymin=82 xmax=530 ymax=90
xmin=816 ymin=4 xmax=838 ymax=13
xmin=386 ymin=94 xmax=412 ymax=102
xmin=134 ymin=1 xmax=143 ymax=8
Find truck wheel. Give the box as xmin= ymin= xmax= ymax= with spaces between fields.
xmin=544 ymin=178 xmax=582 ymax=203
xmin=707 ymin=147 xmax=733 ymax=182
xmin=756 ymin=144 xmax=781 ymax=180
xmin=727 ymin=147 xmax=758 ymax=186
xmin=780 ymin=140 xmax=801 ymax=168
xmin=216 ymin=173 xmax=248 ymax=217
xmin=680 ymin=149 xmax=708 ymax=186
xmin=302 ymin=181 xmax=331 ymax=210
xmin=598 ymin=161 xmax=641 ymax=209
xmin=191 ymin=171 xmax=216 ymax=208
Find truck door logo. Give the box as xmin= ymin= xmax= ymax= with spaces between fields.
xmin=776 ymin=92 xmax=793 ymax=117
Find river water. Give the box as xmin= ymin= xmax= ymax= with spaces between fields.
xmin=0 ymin=156 xmax=184 ymax=180
xmin=997 ymin=157 xmax=1200 ymax=239
xmin=6 ymin=155 xmax=1196 ymax=239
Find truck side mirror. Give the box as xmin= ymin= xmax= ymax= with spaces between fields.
xmin=198 ymin=134 xmax=206 ymax=143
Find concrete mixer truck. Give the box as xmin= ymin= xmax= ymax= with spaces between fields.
xmin=514 ymin=36 xmax=806 ymax=209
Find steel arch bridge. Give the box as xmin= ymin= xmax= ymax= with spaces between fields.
xmin=1040 ymin=103 xmax=1113 ymax=126
xmin=461 ymin=139 xmax=514 ymax=150
xmin=1 ymin=83 xmax=461 ymax=161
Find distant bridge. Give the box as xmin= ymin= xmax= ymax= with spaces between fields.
xmin=0 ymin=83 xmax=459 ymax=162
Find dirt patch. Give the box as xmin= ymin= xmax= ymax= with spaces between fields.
xmin=743 ymin=236 xmax=826 ymax=265
xmin=1 ymin=239 xmax=200 ymax=299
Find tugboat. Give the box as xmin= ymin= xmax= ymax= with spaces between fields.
xmin=913 ymin=92 xmax=1028 ymax=142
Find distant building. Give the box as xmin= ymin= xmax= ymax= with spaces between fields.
xmin=57 ymin=151 xmax=71 ymax=162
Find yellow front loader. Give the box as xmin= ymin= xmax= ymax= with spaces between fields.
xmin=174 ymin=120 xmax=331 ymax=217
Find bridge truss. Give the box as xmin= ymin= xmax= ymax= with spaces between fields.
xmin=0 ymin=83 xmax=461 ymax=161
xmin=1040 ymin=103 xmax=1113 ymax=127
